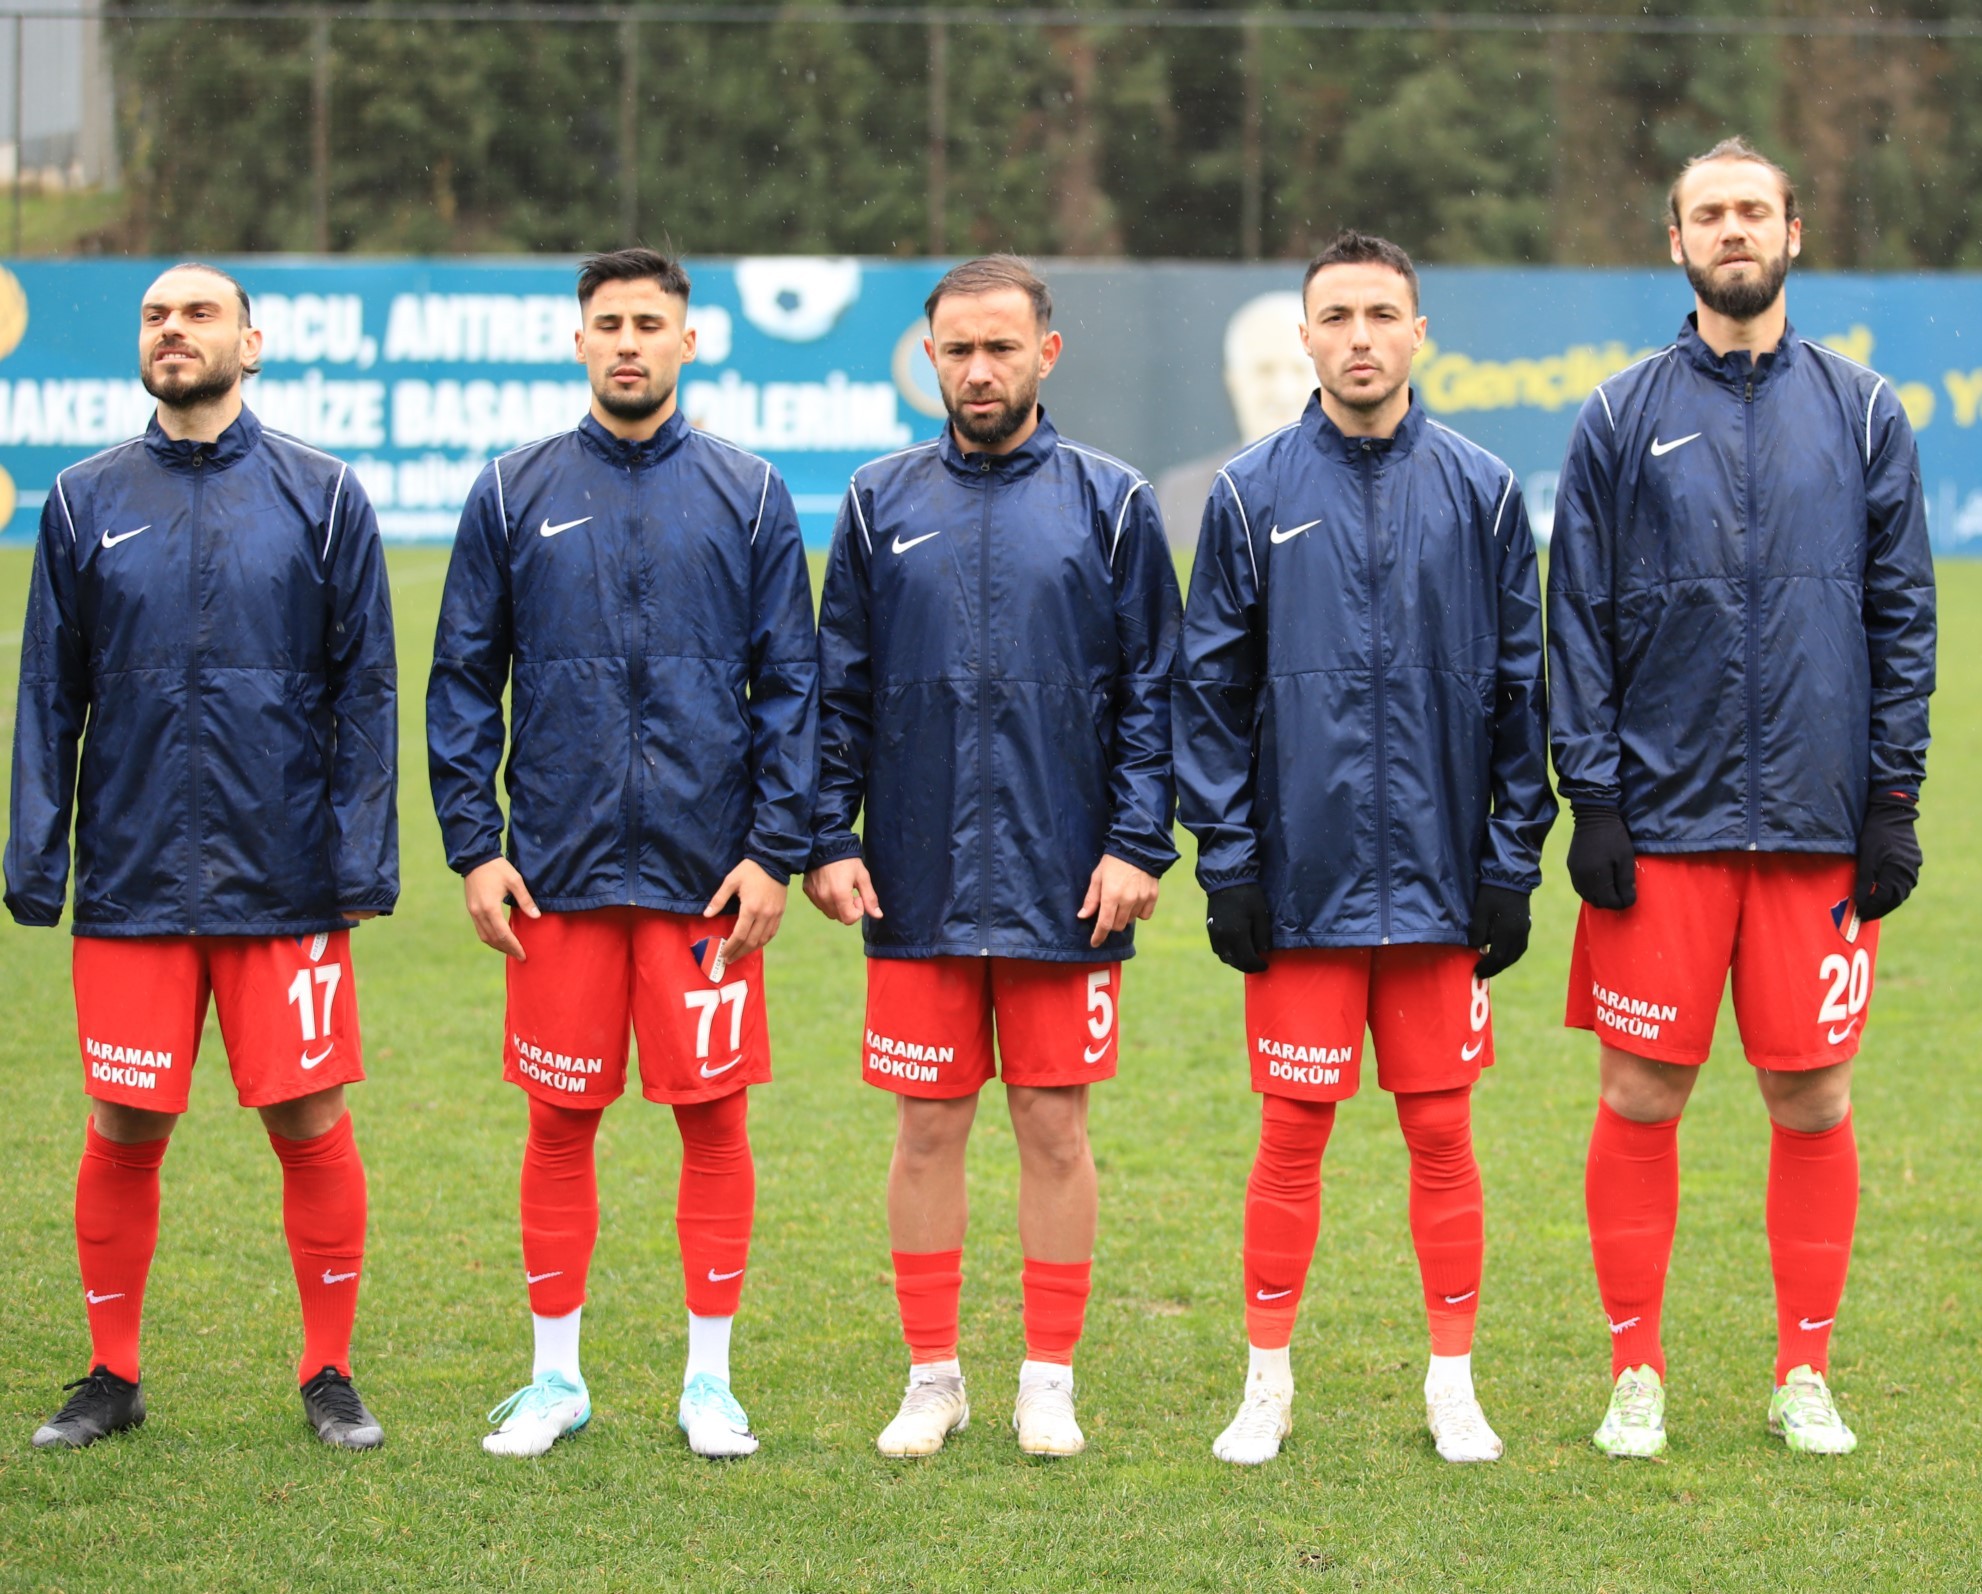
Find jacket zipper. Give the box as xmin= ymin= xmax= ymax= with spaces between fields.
xmin=976 ymin=454 xmax=994 ymax=955
xmin=186 ymin=450 xmax=207 ymax=928
xmin=1743 ymin=375 xmax=1760 ymax=851
xmin=1362 ymin=439 xmax=1392 ymax=944
xmin=626 ymin=464 xmax=644 ymax=901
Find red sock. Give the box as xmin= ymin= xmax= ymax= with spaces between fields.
xmin=1585 ymin=1099 xmax=1680 ymax=1378
xmin=268 ymin=1113 xmax=367 ymax=1383
xmin=75 ymin=1122 xmax=169 ymax=1383
xmin=675 ymin=1090 xmax=754 ymax=1317
xmin=1021 ymin=1259 xmax=1092 ymax=1364
xmin=1243 ymin=1094 xmax=1336 ymax=1349
xmin=1768 ymin=1111 xmax=1858 ymax=1384
xmin=892 ymin=1248 xmax=963 ymax=1363
xmin=520 ymin=1096 xmax=603 ymax=1318
xmin=1397 ymin=1086 xmax=1484 ymax=1356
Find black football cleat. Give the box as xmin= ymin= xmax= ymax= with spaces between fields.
xmin=33 ymin=1366 xmax=146 ymax=1449
xmin=301 ymin=1366 xmax=385 ymax=1451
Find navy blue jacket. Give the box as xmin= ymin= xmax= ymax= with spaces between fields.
xmin=5 ymin=407 xmax=398 ymax=936
xmin=427 ymin=412 xmax=818 ymax=910
xmin=811 ymin=413 xmax=1181 ymax=962
xmin=1178 ymin=395 xmax=1554 ymax=947
xmin=1548 ymin=318 xmax=1936 ymax=852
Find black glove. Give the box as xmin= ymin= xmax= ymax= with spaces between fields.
xmin=1468 ymin=884 xmax=1531 ymax=980
xmin=1206 ymin=883 xmax=1273 ymax=974
xmin=1567 ymin=804 xmax=1636 ymax=910
xmin=1853 ymin=794 xmax=1921 ymax=922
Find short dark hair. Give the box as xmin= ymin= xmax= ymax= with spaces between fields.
xmin=924 ymin=254 xmax=1052 ymax=329
xmin=1300 ymin=231 xmax=1420 ymax=313
xmin=1667 ymin=136 xmax=1800 ymax=228
xmin=167 ymin=261 xmax=253 ymax=326
xmin=577 ymin=247 xmax=691 ymax=310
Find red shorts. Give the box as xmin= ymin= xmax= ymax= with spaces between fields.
xmin=1245 ymin=945 xmax=1492 ymax=1102
xmin=1566 ymin=852 xmax=1877 ymax=1069
xmin=504 ymin=908 xmax=770 ymax=1106
xmin=862 ymin=956 xmax=1122 ymax=1099
xmin=72 ymin=931 xmax=364 ymax=1111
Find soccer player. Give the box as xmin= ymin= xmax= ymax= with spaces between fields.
xmin=805 ymin=255 xmax=1179 ymax=1458
xmin=428 ymin=248 xmax=817 ymax=1461
xmin=1177 ymin=231 xmax=1554 ymax=1466
xmin=1549 ymin=139 xmax=1935 ymax=1457
xmin=6 ymin=263 xmax=397 ymax=1450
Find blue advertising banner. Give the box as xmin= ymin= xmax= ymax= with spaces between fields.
xmin=0 ymin=257 xmax=1977 ymax=552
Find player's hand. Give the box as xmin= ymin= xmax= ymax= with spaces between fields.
xmin=1468 ymin=884 xmax=1531 ymax=980
xmin=1205 ymin=882 xmax=1273 ymax=974
xmin=1853 ymin=793 xmax=1921 ymax=921
xmin=342 ymin=910 xmax=380 ymax=922
xmin=705 ymin=858 xmax=787 ymax=961
xmin=1566 ymin=805 xmax=1637 ymax=910
xmin=464 ymin=856 xmax=538 ymax=960
xmin=803 ymin=857 xmax=884 ymax=925
xmin=1079 ymin=854 xmax=1161 ymax=948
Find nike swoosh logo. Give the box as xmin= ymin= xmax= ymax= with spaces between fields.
xmin=1442 ymin=1290 xmax=1478 ymax=1306
xmin=85 ymin=1289 xmax=126 ymax=1304
xmin=300 ymin=1045 xmax=333 ymax=1070
xmin=1826 ymin=1022 xmax=1859 ymax=1045
xmin=1083 ymin=1042 xmax=1110 ymax=1064
xmin=1460 ymin=1038 xmax=1485 ymax=1062
xmin=1608 ymin=1316 xmax=1640 ymax=1334
xmin=708 ymin=1267 xmax=745 ymax=1283
xmin=699 ymin=1054 xmax=743 ymax=1078
xmin=526 ymin=1269 xmax=563 ymax=1284
xmin=100 ymin=525 xmax=152 ymax=548
xmin=1649 ymin=433 xmax=1701 ymax=457
xmin=892 ymin=530 xmax=942 ymax=554
xmin=539 ymin=516 xmax=593 ymax=537
xmin=1255 ymin=1287 xmax=1294 ymax=1301
xmin=1798 ymin=1316 xmax=1835 ymax=1332
xmin=321 ymin=1269 xmax=359 ymax=1286
xmin=1268 ymin=518 xmax=1320 ymax=545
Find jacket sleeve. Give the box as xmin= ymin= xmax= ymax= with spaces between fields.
xmin=1545 ymin=393 xmax=1624 ymax=808
xmin=1860 ymin=386 xmax=1935 ymax=800
xmin=807 ymin=486 xmax=873 ymax=870
xmin=1102 ymin=482 xmax=1181 ymax=876
xmin=426 ymin=467 xmax=514 ymax=876
xmin=324 ymin=471 xmax=399 ymax=912
xmin=741 ymin=468 xmax=819 ymax=881
xmin=1175 ymin=472 xmax=1265 ymax=892
xmin=1480 ymin=474 xmax=1557 ymax=891
xmin=3 ymin=496 xmax=88 ymax=926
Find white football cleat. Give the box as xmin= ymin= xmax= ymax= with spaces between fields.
xmin=875 ymin=1371 xmax=970 ymax=1458
xmin=677 ymin=1373 xmax=759 ymax=1458
xmin=1769 ymin=1365 xmax=1857 ymax=1455
xmin=1425 ymin=1385 xmax=1503 ymax=1463
xmin=1593 ymin=1365 xmax=1667 ymax=1459
xmin=483 ymin=1370 xmax=590 ymax=1458
xmin=1213 ymin=1381 xmax=1293 ymax=1465
xmin=1012 ymin=1370 xmax=1085 ymax=1457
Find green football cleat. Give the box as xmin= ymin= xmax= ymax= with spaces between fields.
xmin=1592 ymin=1364 xmax=1666 ymax=1458
xmin=1769 ymin=1365 xmax=1857 ymax=1455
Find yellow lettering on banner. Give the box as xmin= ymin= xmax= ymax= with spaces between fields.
xmin=1819 ymin=325 xmax=1876 ymax=365
xmin=1896 ymin=382 xmax=1936 ymax=431
xmin=1944 ymin=369 xmax=1982 ymax=428
xmin=1414 ymin=338 xmax=1661 ymax=415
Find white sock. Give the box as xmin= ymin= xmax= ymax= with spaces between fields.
xmin=909 ymin=1357 xmax=963 ymax=1386
xmin=531 ymin=1307 xmax=582 ymax=1383
xmin=684 ymin=1313 xmax=733 ymax=1387
xmin=1247 ymin=1343 xmax=1294 ymax=1394
xmin=1018 ymin=1358 xmax=1073 ymax=1391
xmin=1425 ymin=1352 xmax=1475 ymax=1402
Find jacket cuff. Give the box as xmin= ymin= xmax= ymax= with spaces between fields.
xmin=805 ymin=836 xmax=864 ymax=872
xmin=4 ymin=897 xmax=62 ymax=928
xmin=1476 ymin=869 xmax=1536 ymax=897
xmin=451 ymin=849 xmax=505 ymax=877
xmin=743 ymin=854 xmax=794 ymax=887
xmin=1197 ymin=867 xmax=1260 ymax=893
xmin=1105 ymin=839 xmax=1177 ymax=878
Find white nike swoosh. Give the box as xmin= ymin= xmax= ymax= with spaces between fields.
xmin=1082 ymin=1042 xmax=1110 ymax=1064
xmin=892 ymin=530 xmax=942 ymax=554
xmin=321 ymin=1270 xmax=359 ymax=1286
xmin=1460 ymin=1038 xmax=1484 ymax=1061
xmin=1268 ymin=518 xmax=1320 ymax=545
xmin=1797 ymin=1316 xmax=1835 ymax=1332
xmin=1826 ymin=1022 xmax=1859 ymax=1045
xmin=300 ymin=1045 xmax=333 ymax=1070
xmin=1255 ymin=1287 xmax=1294 ymax=1301
xmin=1649 ymin=433 xmax=1702 ymax=457
xmin=526 ymin=1269 xmax=563 ymax=1284
xmin=699 ymin=1054 xmax=743 ymax=1078
xmin=539 ymin=515 xmax=593 ymax=537
xmin=1442 ymin=1290 xmax=1478 ymax=1306
xmin=708 ymin=1267 xmax=745 ymax=1282
xmin=1608 ymin=1316 xmax=1640 ymax=1334
xmin=100 ymin=525 xmax=152 ymax=548
xmin=85 ymin=1289 xmax=126 ymax=1304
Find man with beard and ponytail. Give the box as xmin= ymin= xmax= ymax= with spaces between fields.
xmin=8 ymin=263 xmax=397 ymax=1450
xmin=805 ymin=255 xmax=1179 ymax=1458
xmin=429 ymin=248 xmax=817 ymax=1460
xmin=1549 ymin=139 xmax=1935 ymax=1458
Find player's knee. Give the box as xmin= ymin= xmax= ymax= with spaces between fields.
xmin=1598 ymin=1046 xmax=1693 ymax=1123
xmin=895 ymin=1097 xmax=974 ymax=1165
xmin=1008 ymin=1095 xmax=1091 ymax=1175
xmin=91 ymin=1100 xmax=180 ymax=1145
xmin=1757 ymin=1065 xmax=1851 ymax=1132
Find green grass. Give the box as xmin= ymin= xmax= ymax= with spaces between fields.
xmin=0 ymin=548 xmax=1977 ymax=1591
xmin=0 ymin=188 xmax=123 ymax=258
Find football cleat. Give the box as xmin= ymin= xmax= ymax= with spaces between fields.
xmin=1012 ymin=1370 xmax=1085 ymax=1457
xmin=32 ymin=1366 xmax=146 ymax=1450
xmin=875 ymin=1371 xmax=970 ymax=1458
xmin=483 ymin=1370 xmax=591 ymax=1458
xmin=1769 ymin=1365 xmax=1857 ymax=1455
xmin=678 ymin=1373 xmax=759 ymax=1458
xmin=301 ymin=1366 xmax=385 ymax=1451
xmin=1425 ymin=1386 xmax=1503 ymax=1463
xmin=1212 ymin=1382 xmax=1293 ymax=1466
xmin=1592 ymin=1364 xmax=1667 ymax=1459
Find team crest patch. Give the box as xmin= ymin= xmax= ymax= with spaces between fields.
xmin=1829 ymin=898 xmax=1861 ymax=945
xmin=293 ymin=931 xmax=330 ymax=962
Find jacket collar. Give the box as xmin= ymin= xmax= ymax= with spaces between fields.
xmin=1301 ymin=388 xmax=1427 ymax=463
xmin=144 ymin=404 xmax=262 ymax=472
xmin=937 ymin=406 xmax=1058 ymax=484
xmin=577 ymin=407 xmax=691 ymax=467
xmin=1675 ymin=313 xmax=1802 ymax=388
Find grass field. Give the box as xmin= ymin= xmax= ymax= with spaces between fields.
xmin=0 ymin=546 xmax=1976 ymax=1592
